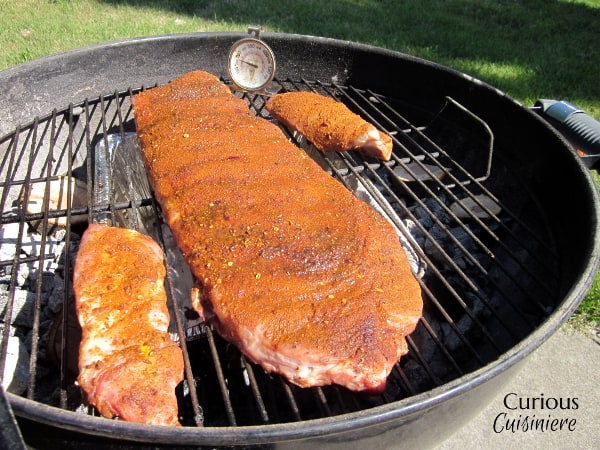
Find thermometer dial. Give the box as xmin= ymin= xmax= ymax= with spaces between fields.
xmin=228 ymin=34 xmax=276 ymax=92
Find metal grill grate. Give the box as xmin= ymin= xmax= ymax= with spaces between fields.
xmin=0 ymin=78 xmax=561 ymax=428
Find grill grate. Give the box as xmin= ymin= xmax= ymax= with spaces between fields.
xmin=0 ymin=78 xmax=561 ymax=427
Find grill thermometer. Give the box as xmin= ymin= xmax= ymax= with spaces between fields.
xmin=227 ymin=25 xmax=276 ymax=93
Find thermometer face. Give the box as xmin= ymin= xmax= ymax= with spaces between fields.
xmin=228 ymin=37 xmax=276 ymax=92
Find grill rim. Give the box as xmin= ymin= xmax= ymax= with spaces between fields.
xmin=2 ymin=32 xmax=600 ymax=447
xmin=5 ymin=300 xmax=587 ymax=446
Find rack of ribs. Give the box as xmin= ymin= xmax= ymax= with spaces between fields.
xmin=265 ymin=91 xmax=393 ymax=161
xmin=132 ymin=71 xmax=422 ymax=393
xmin=74 ymin=224 xmax=183 ymax=425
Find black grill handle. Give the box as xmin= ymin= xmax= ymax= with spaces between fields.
xmin=534 ymin=99 xmax=600 ymax=169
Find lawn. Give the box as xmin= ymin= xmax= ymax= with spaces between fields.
xmin=0 ymin=0 xmax=598 ymax=329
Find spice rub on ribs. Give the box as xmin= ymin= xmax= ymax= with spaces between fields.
xmin=266 ymin=91 xmax=394 ymax=161
xmin=132 ymin=70 xmax=422 ymax=393
xmin=74 ymin=224 xmax=183 ymax=426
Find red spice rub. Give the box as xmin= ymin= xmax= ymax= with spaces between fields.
xmin=132 ymin=71 xmax=421 ymax=392
xmin=266 ymin=91 xmax=393 ymax=160
xmin=74 ymin=224 xmax=183 ymax=426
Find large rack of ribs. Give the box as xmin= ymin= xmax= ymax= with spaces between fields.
xmin=131 ymin=71 xmax=422 ymax=393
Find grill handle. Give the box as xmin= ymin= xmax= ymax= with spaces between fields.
xmin=534 ymin=99 xmax=600 ymax=169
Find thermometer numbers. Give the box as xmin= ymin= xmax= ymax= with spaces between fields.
xmin=228 ymin=39 xmax=275 ymax=91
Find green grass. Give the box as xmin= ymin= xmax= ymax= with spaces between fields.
xmin=1 ymin=0 xmax=599 ymax=114
xmin=1 ymin=0 xmax=599 ymax=118
xmin=0 ymin=0 xmax=598 ymax=329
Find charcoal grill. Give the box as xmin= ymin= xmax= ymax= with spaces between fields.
xmin=1 ymin=33 xmax=599 ymax=449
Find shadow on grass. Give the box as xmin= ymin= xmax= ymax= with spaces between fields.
xmin=96 ymin=0 xmax=600 ymax=109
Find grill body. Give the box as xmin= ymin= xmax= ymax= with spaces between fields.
xmin=1 ymin=33 xmax=599 ymax=448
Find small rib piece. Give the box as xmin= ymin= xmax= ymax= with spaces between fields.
xmin=74 ymin=223 xmax=183 ymax=426
xmin=266 ymin=91 xmax=393 ymax=160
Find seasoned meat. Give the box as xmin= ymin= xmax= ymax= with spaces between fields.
xmin=74 ymin=224 xmax=183 ymax=426
xmin=132 ymin=71 xmax=422 ymax=393
xmin=265 ymin=91 xmax=393 ymax=160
